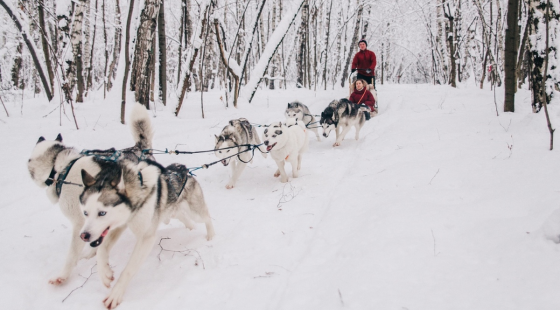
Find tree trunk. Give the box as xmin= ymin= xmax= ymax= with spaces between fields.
xmin=120 ymin=0 xmax=135 ymax=124
xmin=38 ymin=1 xmax=55 ymax=94
xmin=322 ymin=0 xmax=332 ymax=90
xmin=69 ymin=0 xmax=86 ymax=102
xmin=340 ymin=0 xmax=362 ymax=87
xmin=504 ymin=0 xmax=519 ymax=112
xmin=0 ymin=0 xmax=53 ymax=101
xmin=86 ymin=0 xmax=98 ymax=95
xmin=107 ymin=0 xmax=121 ymax=92
xmin=131 ymin=0 xmax=160 ymax=109
xmin=158 ymin=0 xmax=167 ymax=105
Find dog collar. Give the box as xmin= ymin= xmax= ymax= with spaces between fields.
xmin=44 ymin=168 xmax=57 ymax=186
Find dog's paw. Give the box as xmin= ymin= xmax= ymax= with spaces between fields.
xmin=280 ymin=177 xmax=288 ymax=183
xmin=99 ymin=264 xmax=115 ymax=288
xmin=225 ymin=182 xmax=235 ymax=189
xmin=103 ymin=284 xmax=125 ymax=309
xmin=48 ymin=276 xmax=67 ymax=285
xmin=333 ymin=142 xmax=340 ymax=147
xmin=274 ymin=172 xmax=281 ymax=177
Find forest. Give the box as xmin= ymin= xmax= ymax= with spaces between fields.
xmin=1 ymin=0 xmax=556 ymax=120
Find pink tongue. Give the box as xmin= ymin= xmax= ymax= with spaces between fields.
xmin=101 ymin=227 xmax=110 ymax=237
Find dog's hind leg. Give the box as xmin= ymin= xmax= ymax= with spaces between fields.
xmin=354 ymin=123 xmax=363 ymax=140
xmin=96 ymin=226 xmax=126 ymax=288
xmin=274 ymin=160 xmax=289 ymax=183
xmin=49 ymin=224 xmax=86 ymax=285
xmin=176 ymin=211 xmax=196 ymax=230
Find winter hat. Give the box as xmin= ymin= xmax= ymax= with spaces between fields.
xmin=358 ymin=39 xmax=367 ymax=46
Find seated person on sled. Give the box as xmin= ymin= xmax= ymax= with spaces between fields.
xmin=349 ymin=79 xmax=377 ymax=120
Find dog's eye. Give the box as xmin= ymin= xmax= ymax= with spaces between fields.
xmin=83 ymin=211 xmax=88 ymax=216
xmin=219 ymin=151 xmax=222 ymax=153
xmin=227 ymin=150 xmax=230 ymax=153
xmin=272 ymin=135 xmax=276 ymax=138
xmin=98 ymin=211 xmax=106 ymax=216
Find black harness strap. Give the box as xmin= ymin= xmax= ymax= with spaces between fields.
xmin=55 ymin=157 xmax=82 ymax=196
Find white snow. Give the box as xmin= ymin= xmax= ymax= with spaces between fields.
xmin=2 ymin=82 xmax=560 ymax=309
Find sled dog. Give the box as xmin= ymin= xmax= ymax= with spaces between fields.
xmin=285 ymin=101 xmax=321 ymax=141
xmin=79 ymin=158 xmax=215 ymax=309
xmin=320 ymin=98 xmax=369 ymax=147
xmin=27 ymin=103 xmax=153 ymax=285
xmin=262 ymin=119 xmax=309 ymax=183
xmin=214 ymin=118 xmax=267 ymax=189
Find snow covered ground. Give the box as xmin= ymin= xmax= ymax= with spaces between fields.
xmin=2 ymin=83 xmax=560 ymax=309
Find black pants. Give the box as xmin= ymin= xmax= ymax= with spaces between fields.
xmin=357 ymin=73 xmax=375 ymax=89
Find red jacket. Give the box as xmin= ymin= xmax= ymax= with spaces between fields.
xmin=352 ymin=49 xmax=377 ymax=77
xmin=349 ymin=87 xmax=375 ymax=111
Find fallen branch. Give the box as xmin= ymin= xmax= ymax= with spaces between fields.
xmin=62 ymin=264 xmax=97 ymax=303
xmin=429 ymin=169 xmax=440 ymax=185
xmin=277 ymin=182 xmax=301 ymax=209
xmin=157 ymin=237 xmax=205 ymax=269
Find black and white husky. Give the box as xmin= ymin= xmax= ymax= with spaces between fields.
xmin=214 ymin=118 xmax=267 ymax=189
xmin=285 ymin=101 xmax=321 ymax=141
xmin=262 ymin=119 xmax=309 ymax=183
xmin=27 ymin=103 xmax=153 ymax=285
xmin=320 ymin=98 xmax=369 ymax=147
xmin=79 ymin=158 xmax=215 ymax=309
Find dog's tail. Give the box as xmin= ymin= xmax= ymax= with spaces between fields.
xmin=129 ymin=103 xmax=154 ymax=150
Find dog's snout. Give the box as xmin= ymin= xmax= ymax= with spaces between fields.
xmin=323 ymin=133 xmax=327 ymax=137
xmin=80 ymin=232 xmax=91 ymax=242
xmin=264 ymin=140 xmax=269 ymax=146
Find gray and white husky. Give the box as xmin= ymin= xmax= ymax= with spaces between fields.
xmin=214 ymin=118 xmax=267 ymax=189
xmin=285 ymin=101 xmax=321 ymax=141
xmin=27 ymin=103 xmax=153 ymax=285
xmin=262 ymin=119 xmax=309 ymax=183
xmin=79 ymin=158 xmax=215 ymax=309
xmin=320 ymin=98 xmax=369 ymax=147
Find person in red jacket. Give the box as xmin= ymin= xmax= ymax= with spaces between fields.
xmin=349 ymin=79 xmax=376 ymax=120
xmin=351 ymin=39 xmax=377 ymax=90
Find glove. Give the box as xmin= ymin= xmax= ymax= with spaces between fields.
xmin=365 ymin=69 xmax=371 ymax=74
xmin=351 ymin=69 xmax=356 ymax=73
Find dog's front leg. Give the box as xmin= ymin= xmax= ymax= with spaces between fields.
xmin=103 ymin=232 xmax=156 ymax=309
xmin=289 ymin=155 xmax=299 ymax=178
xmin=227 ymin=160 xmax=246 ymax=189
xmin=49 ymin=224 xmax=86 ymax=285
xmin=311 ymin=127 xmax=321 ymax=141
xmin=274 ymin=160 xmax=289 ymax=183
xmin=97 ymin=226 xmax=127 ymax=288
xmin=334 ymin=126 xmax=351 ymax=147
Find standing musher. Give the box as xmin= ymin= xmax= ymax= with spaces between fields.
xmin=351 ymin=39 xmax=376 ymax=91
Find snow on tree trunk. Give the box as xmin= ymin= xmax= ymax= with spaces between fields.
xmin=242 ymin=0 xmax=305 ymax=103
xmin=528 ymin=0 xmax=559 ymax=112
xmin=69 ymin=0 xmax=86 ymax=102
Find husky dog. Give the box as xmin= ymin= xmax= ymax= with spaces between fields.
xmin=214 ymin=118 xmax=267 ymax=189
xmin=320 ymin=98 xmax=369 ymax=147
xmin=285 ymin=101 xmax=321 ymax=141
xmin=262 ymin=119 xmax=309 ymax=183
xmin=27 ymin=103 xmax=153 ymax=285
xmin=79 ymin=158 xmax=215 ymax=309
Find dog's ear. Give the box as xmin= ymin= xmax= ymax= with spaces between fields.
xmin=36 ymin=136 xmax=46 ymax=144
xmin=287 ymin=103 xmax=290 ymax=108
xmin=81 ymin=169 xmax=97 ymax=187
xmin=278 ymin=121 xmax=282 ymax=127
xmin=110 ymin=169 xmax=123 ymax=188
xmin=215 ymin=134 xmax=219 ymax=143
xmin=55 ymin=133 xmax=63 ymax=142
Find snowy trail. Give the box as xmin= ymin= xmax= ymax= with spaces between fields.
xmin=2 ymin=84 xmax=560 ymax=309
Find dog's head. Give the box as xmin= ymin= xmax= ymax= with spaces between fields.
xmin=214 ymin=133 xmax=237 ymax=166
xmin=320 ymin=106 xmax=337 ymax=138
xmin=262 ymin=122 xmax=286 ymax=152
xmin=285 ymin=103 xmax=304 ymax=121
xmin=79 ymin=164 xmax=132 ymax=248
xmin=28 ymin=134 xmax=65 ymax=188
